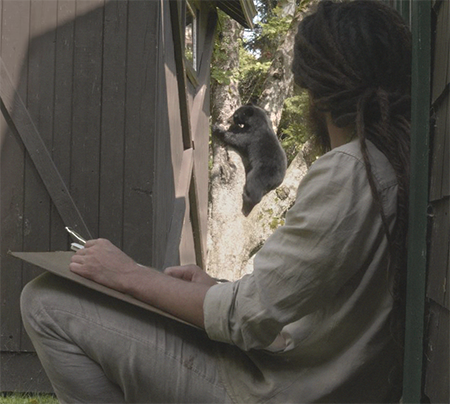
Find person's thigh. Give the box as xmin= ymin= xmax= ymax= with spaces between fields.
xmin=21 ymin=272 xmax=233 ymax=403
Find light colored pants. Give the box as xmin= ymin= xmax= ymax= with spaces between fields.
xmin=20 ymin=273 xmax=235 ymax=404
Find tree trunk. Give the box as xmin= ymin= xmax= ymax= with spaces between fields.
xmin=259 ymin=2 xmax=316 ymax=130
xmin=236 ymin=152 xmax=308 ymax=279
xmin=207 ymin=17 xmax=246 ymax=278
xmin=207 ymin=2 xmax=315 ymax=280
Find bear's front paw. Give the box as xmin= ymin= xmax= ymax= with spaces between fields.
xmin=212 ymin=124 xmax=226 ymax=138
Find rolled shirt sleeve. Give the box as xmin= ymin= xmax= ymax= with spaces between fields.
xmin=203 ymin=281 xmax=237 ymax=343
xmin=204 ymin=141 xmax=397 ymax=351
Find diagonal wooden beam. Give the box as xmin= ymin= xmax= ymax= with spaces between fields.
xmin=0 ymin=57 xmax=92 ymax=239
xmin=169 ymin=0 xmax=192 ymax=150
xmin=186 ymin=12 xmax=217 ymax=270
xmin=163 ymin=148 xmax=194 ymax=268
xmin=169 ymin=2 xmax=219 ymax=269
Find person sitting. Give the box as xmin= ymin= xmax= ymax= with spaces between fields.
xmin=21 ymin=1 xmax=411 ymax=402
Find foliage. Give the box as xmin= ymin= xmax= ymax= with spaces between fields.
xmin=210 ymin=11 xmax=240 ymax=87
xmin=237 ymin=41 xmax=271 ymax=103
xmin=278 ymin=89 xmax=312 ymax=163
xmin=210 ymin=61 xmax=234 ymax=87
xmin=245 ymin=6 xmax=292 ymax=60
xmin=253 ymin=0 xmax=279 ymax=24
xmin=211 ymin=3 xmax=294 ymax=102
xmin=238 ymin=4 xmax=293 ymax=102
xmin=211 ymin=1 xmax=316 ymax=161
xmin=208 ymin=0 xmax=317 ymax=279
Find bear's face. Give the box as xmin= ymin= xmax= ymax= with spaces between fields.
xmin=233 ymin=105 xmax=254 ymax=127
xmin=232 ymin=105 xmax=270 ymax=129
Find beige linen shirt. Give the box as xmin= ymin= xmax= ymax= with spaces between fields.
xmin=204 ymin=139 xmax=403 ymax=403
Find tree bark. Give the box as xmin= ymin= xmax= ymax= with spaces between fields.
xmin=207 ymin=2 xmax=316 ymax=280
xmin=207 ymin=17 xmax=246 ymax=278
xmin=235 ymin=152 xmax=308 ymax=279
xmin=259 ymin=2 xmax=315 ymax=130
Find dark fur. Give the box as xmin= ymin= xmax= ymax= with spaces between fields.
xmin=213 ymin=105 xmax=287 ymax=216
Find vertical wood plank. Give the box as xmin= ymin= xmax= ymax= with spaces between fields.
xmin=444 ymin=0 xmax=449 ymax=82
xmin=50 ymin=0 xmax=76 ymax=251
xmin=123 ymin=0 xmax=159 ymax=265
xmin=152 ymin=0 xmax=175 ymax=269
xmin=163 ymin=149 xmax=193 ymax=268
xmin=0 ymin=0 xmax=30 ymax=352
xmin=163 ymin=0 xmax=192 ymax=266
xmin=189 ymin=7 xmax=217 ymax=267
xmin=442 ymin=112 xmax=449 ymax=198
xmin=22 ymin=0 xmax=57 ymax=277
xmin=426 ymin=198 xmax=450 ymax=308
xmin=169 ymin=0 xmax=192 ymax=150
xmin=429 ymin=0 xmax=449 ymax=202
xmin=99 ymin=0 xmax=127 ymax=248
xmin=423 ymin=300 xmax=450 ymax=403
xmin=70 ymin=0 xmax=104 ymax=237
xmin=423 ymin=2 xmax=450 ymax=402
xmin=20 ymin=0 xmax=58 ymax=351
xmin=1 ymin=58 xmax=94 ymax=243
xmin=179 ymin=200 xmax=196 ymax=266
xmin=163 ymin=0 xmax=183 ymax=195
xmin=429 ymin=97 xmax=448 ymax=201
xmin=444 ymin=198 xmax=450 ymax=311
xmin=431 ymin=0 xmax=449 ymax=103
xmin=402 ymin=1 xmax=431 ymax=400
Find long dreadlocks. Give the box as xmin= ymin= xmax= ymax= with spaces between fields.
xmin=293 ymin=0 xmax=411 ymax=316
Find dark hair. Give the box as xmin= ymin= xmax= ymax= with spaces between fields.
xmin=293 ymin=1 xmax=411 ymax=315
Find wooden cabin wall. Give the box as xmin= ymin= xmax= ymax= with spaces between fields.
xmin=423 ymin=1 xmax=449 ymax=403
xmin=190 ymin=2 xmax=215 ymax=267
xmin=162 ymin=0 xmax=216 ymax=268
xmin=161 ymin=0 xmax=195 ymax=267
xmin=0 ymin=0 xmax=180 ymax=391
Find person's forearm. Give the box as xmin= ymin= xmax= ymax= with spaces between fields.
xmin=69 ymin=239 xmax=212 ymax=329
xmin=119 ymin=264 xmax=211 ymax=329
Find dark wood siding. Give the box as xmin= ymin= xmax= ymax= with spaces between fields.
xmin=122 ymin=0 xmax=160 ymax=264
xmin=423 ymin=1 xmax=449 ymax=403
xmin=0 ymin=0 xmax=199 ymax=392
xmin=1 ymin=0 xmax=31 ymax=357
xmin=99 ymin=0 xmax=128 ymax=248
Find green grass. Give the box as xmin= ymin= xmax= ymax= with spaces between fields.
xmin=0 ymin=393 xmax=58 ymax=404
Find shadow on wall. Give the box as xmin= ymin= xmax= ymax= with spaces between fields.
xmin=0 ymin=0 xmax=174 ymax=392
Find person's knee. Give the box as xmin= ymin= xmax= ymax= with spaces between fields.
xmin=20 ymin=272 xmax=56 ymax=327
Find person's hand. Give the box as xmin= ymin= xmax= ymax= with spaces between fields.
xmin=164 ymin=265 xmax=218 ymax=287
xmin=70 ymin=241 xmax=213 ymax=328
xmin=69 ymin=238 xmax=143 ymax=292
